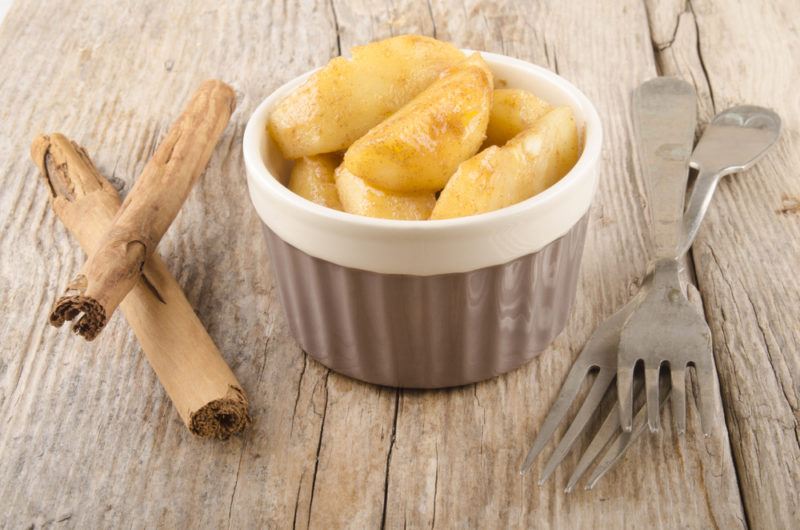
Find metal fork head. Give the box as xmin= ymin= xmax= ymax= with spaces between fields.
xmin=520 ymin=261 xmax=711 ymax=486
xmin=520 ymin=292 xmax=642 ymax=477
xmin=616 ymin=258 xmax=716 ymax=435
xmin=566 ymin=375 xmax=669 ymax=492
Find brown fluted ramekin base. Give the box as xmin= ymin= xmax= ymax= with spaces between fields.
xmin=263 ymin=215 xmax=588 ymax=388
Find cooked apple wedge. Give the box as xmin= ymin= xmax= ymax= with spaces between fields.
xmin=335 ymin=166 xmax=435 ymax=220
xmin=484 ymin=88 xmax=551 ymax=147
xmin=343 ymin=53 xmax=493 ymax=193
xmin=287 ymin=154 xmax=343 ymax=210
xmin=268 ymin=35 xmax=465 ymax=159
xmin=430 ymin=106 xmax=579 ymax=219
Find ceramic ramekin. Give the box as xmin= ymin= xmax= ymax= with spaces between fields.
xmin=244 ymin=51 xmax=602 ymax=388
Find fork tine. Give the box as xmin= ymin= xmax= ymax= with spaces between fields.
xmin=617 ymin=365 xmax=635 ymax=432
xmin=585 ymin=377 xmax=670 ymax=490
xmin=564 ymin=403 xmax=619 ymax=493
xmin=696 ymin=362 xmax=717 ymax=435
xmin=520 ymin=363 xmax=591 ymax=474
xmin=645 ymin=364 xmax=661 ymax=432
xmin=670 ymin=366 xmax=686 ymax=434
xmin=538 ymin=370 xmax=615 ymax=484
xmin=585 ymin=397 xmax=649 ymax=489
xmin=564 ymin=377 xmax=643 ymax=492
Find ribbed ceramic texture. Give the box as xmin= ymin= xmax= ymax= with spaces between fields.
xmin=263 ymin=215 xmax=588 ymax=388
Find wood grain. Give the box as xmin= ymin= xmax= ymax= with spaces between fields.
xmin=0 ymin=0 xmax=793 ymax=527
xmin=647 ymin=0 xmax=800 ymax=527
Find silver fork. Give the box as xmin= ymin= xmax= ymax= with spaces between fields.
xmin=614 ymin=77 xmax=703 ymax=434
xmin=571 ymin=104 xmax=780 ymax=490
xmin=520 ymin=86 xmax=781 ymax=485
xmin=616 ymin=101 xmax=784 ymax=434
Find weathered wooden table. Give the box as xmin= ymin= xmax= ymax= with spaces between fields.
xmin=1 ymin=1 xmax=798 ymax=528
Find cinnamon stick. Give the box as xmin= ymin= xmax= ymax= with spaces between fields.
xmin=50 ymin=79 xmax=236 ymax=340
xmin=33 ymin=133 xmax=250 ymax=438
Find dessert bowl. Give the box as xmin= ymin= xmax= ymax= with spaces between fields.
xmin=244 ymin=51 xmax=602 ymax=388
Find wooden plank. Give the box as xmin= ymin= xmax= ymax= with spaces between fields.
xmin=0 ymin=1 xmax=332 ymax=527
xmin=0 ymin=0 xmax=751 ymax=528
xmin=647 ymin=0 xmax=800 ymax=528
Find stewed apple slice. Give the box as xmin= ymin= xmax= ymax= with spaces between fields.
xmin=287 ymin=154 xmax=343 ymax=210
xmin=335 ymin=166 xmax=435 ymax=220
xmin=484 ymin=88 xmax=552 ymax=147
xmin=343 ymin=53 xmax=493 ymax=193
xmin=430 ymin=106 xmax=579 ymax=219
xmin=268 ymin=35 xmax=465 ymax=159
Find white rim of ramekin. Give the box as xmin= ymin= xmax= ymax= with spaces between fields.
xmin=244 ymin=50 xmax=602 ymax=275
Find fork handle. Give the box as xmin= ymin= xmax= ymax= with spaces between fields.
xmin=645 ymin=152 xmax=693 ymax=260
xmin=633 ymin=78 xmax=697 ymax=260
xmin=677 ymin=168 xmax=723 ymax=258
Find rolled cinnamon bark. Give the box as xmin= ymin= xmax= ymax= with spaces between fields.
xmin=33 ymin=133 xmax=250 ymax=438
xmin=50 ymin=79 xmax=236 ymax=340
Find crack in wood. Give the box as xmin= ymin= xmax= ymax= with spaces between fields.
xmin=425 ymin=0 xmax=437 ymax=39
xmin=777 ymin=195 xmax=800 ymax=215
xmin=473 ymin=385 xmax=486 ymax=456
xmin=542 ymin=40 xmax=559 ymax=75
xmin=686 ymin=0 xmax=716 ymax=109
xmin=305 ymin=370 xmax=330 ymax=529
xmin=380 ymin=389 xmax=400 ymax=530
xmin=742 ymin=288 xmax=799 ymax=421
xmin=291 ymin=470 xmax=305 ymax=530
xmin=431 ymin=442 xmax=439 ymax=530
xmin=650 ymin=0 xmax=688 ymax=51
xmin=702 ymin=243 xmax=753 ymax=527
xmin=329 ymin=0 xmax=342 ymax=56
xmin=290 ymin=353 xmax=308 ymax=436
xmin=227 ymin=442 xmax=246 ymax=530
xmin=226 ymin=329 xmax=273 ymax=528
